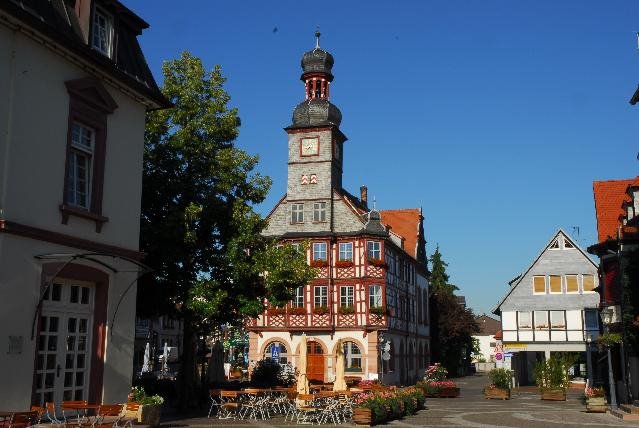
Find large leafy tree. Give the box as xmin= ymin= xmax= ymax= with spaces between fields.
xmin=428 ymin=247 xmax=477 ymax=375
xmin=139 ymin=52 xmax=315 ymax=409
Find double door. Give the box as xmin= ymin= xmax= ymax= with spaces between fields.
xmin=33 ymin=280 xmax=94 ymax=405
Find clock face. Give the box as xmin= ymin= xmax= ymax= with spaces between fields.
xmin=300 ymin=137 xmax=319 ymax=156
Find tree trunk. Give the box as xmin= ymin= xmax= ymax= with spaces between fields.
xmin=177 ymin=312 xmax=196 ymax=412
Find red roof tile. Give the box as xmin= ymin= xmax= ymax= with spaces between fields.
xmin=380 ymin=208 xmax=421 ymax=258
xmin=593 ymin=179 xmax=636 ymax=242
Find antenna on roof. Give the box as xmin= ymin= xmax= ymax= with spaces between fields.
xmin=572 ymin=226 xmax=580 ymax=238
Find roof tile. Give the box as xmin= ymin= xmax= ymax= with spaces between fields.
xmin=593 ymin=178 xmax=636 ymax=242
xmin=380 ymin=208 xmax=421 ymax=258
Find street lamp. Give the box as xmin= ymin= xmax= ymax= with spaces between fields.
xmin=601 ymin=307 xmax=617 ymax=409
xmin=586 ymin=333 xmax=593 ymax=388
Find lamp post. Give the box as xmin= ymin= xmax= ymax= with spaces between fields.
xmin=586 ymin=333 xmax=594 ymax=388
xmin=601 ymin=307 xmax=617 ymax=409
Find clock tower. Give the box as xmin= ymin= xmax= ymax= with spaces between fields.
xmin=284 ymin=31 xmax=347 ymax=207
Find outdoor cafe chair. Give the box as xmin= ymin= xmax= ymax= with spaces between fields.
xmin=44 ymin=402 xmax=64 ymax=426
xmin=6 ymin=411 xmax=39 ymax=428
xmin=283 ymin=391 xmax=299 ymax=422
xmin=218 ymin=391 xmax=240 ymax=420
xmin=238 ymin=390 xmax=270 ymax=420
xmin=60 ymin=400 xmax=90 ymax=425
xmin=29 ymin=406 xmax=44 ymax=425
xmin=207 ymin=389 xmax=222 ymax=418
xmin=296 ymin=393 xmax=321 ymax=425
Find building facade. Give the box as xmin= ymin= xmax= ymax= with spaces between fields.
xmin=473 ymin=315 xmax=501 ymax=365
xmin=493 ymin=230 xmax=600 ymax=385
xmin=246 ymin=34 xmax=430 ymax=386
xmin=0 ymin=0 xmax=167 ymax=407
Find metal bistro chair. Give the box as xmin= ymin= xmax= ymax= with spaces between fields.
xmin=207 ymin=389 xmax=222 ymax=418
xmin=296 ymin=393 xmax=321 ymax=425
xmin=61 ymin=400 xmax=89 ymax=425
xmin=8 ymin=411 xmax=39 ymax=428
xmin=218 ymin=391 xmax=240 ymax=420
xmin=44 ymin=402 xmax=64 ymax=426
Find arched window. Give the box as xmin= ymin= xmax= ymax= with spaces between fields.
xmin=264 ymin=341 xmax=288 ymax=364
xmin=343 ymin=341 xmax=362 ymax=372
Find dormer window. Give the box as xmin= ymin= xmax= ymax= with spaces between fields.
xmin=91 ymin=7 xmax=114 ymax=58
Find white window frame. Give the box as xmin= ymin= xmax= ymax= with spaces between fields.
xmin=565 ymin=274 xmax=579 ymax=294
xmin=312 ymin=242 xmax=327 ymax=261
xmin=314 ymin=286 xmax=328 ymax=307
xmin=367 ymin=241 xmax=381 ymax=260
xmin=369 ymin=285 xmax=382 ymax=308
xmin=548 ymin=275 xmax=563 ymax=294
xmin=582 ymin=274 xmax=597 ymax=293
xmin=534 ymin=311 xmax=549 ymax=330
xmin=91 ymin=6 xmax=114 ymax=58
xmin=550 ymin=311 xmax=566 ymax=330
xmin=532 ymin=275 xmax=546 ymax=295
xmin=292 ymin=286 xmax=304 ymax=308
xmin=518 ymin=311 xmax=532 ymax=330
xmin=313 ymin=202 xmax=326 ymax=222
xmin=291 ymin=203 xmax=304 ymax=224
xmin=67 ymin=122 xmax=95 ymax=209
xmin=343 ymin=341 xmax=362 ymax=372
xmin=340 ymin=286 xmax=354 ymax=307
xmin=338 ymin=242 xmax=353 ymax=261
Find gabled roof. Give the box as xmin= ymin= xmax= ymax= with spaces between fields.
xmin=492 ymin=229 xmax=597 ymax=315
xmin=593 ymin=179 xmax=636 ymax=243
xmin=475 ymin=315 xmax=501 ymax=336
xmin=380 ymin=209 xmax=421 ymax=259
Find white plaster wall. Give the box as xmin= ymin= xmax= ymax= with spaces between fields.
xmin=0 ymin=233 xmax=137 ymax=408
xmin=473 ymin=334 xmax=495 ymax=362
xmin=0 ymin=27 xmax=145 ymax=251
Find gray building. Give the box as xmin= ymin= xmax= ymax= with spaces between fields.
xmin=493 ymin=230 xmax=600 ymax=384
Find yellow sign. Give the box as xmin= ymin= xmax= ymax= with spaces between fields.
xmin=504 ymin=343 xmax=527 ymax=349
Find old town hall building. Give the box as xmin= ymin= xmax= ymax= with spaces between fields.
xmin=247 ymin=34 xmax=430 ymax=385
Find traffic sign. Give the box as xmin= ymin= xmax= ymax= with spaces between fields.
xmin=504 ymin=352 xmax=513 ymax=357
xmin=495 ymin=352 xmax=503 ymax=361
xmin=271 ymin=345 xmax=280 ymax=361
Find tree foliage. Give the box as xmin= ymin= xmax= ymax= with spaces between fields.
xmin=139 ymin=52 xmax=315 ymax=409
xmin=428 ymin=247 xmax=478 ymax=376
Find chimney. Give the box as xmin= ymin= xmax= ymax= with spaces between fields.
xmin=360 ymin=185 xmax=368 ymax=209
xmin=74 ymin=0 xmax=93 ymax=44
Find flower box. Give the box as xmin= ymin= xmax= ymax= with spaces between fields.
xmin=131 ymin=403 xmax=162 ymax=428
xmin=586 ymin=396 xmax=607 ymax=413
xmin=368 ymin=258 xmax=387 ymax=268
xmin=541 ymin=389 xmax=566 ymax=401
xmin=484 ymin=387 xmax=510 ymax=400
xmin=288 ymin=306 xmax=306 ymax=315
xmin=267 ymin=307 xmax=285 ymax=315
xmin=338 ymin=305 xmax=355 ymax=314
xmin=436 ymin=387 xmax=460 ymax=398
xmin=313 ymin=305 xmax=329 ymax=315
xmin=335 ymin=260 xmax=354 ymax=268
xmin=353 ymin=408 xmax=372 ymax=426
xmin=310 ymin=259 xmax=329 ymax=268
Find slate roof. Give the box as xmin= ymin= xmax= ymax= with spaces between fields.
xmin=1 ymin=0 xmax=169 ymax=108
xmin=593 ymin=178 xmax=636 ymax=243
xmin=380 ymin=209 xmax=421 ymax=259
xmin=475 ymin=315 xmax=501 ymax=336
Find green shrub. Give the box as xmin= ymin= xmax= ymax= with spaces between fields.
xmin=251 ymin=358 xmax=281 ymax=387
xmin=488 ymin=368 xmax=513 ymax=390
xmin=534 ymin=354 xmax=576 ymax=391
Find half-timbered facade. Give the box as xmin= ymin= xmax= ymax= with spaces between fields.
xmin=247 ymin=34 xmax=430 ymax=385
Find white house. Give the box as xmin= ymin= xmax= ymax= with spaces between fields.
xmin=493 ymin=230 xmax=600 ymax=384
xmin=0 ymin=0 xmax=167 ymax=408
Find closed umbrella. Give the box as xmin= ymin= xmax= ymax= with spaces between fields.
xmin=141 ymin=342 xmax=151 ymax=374
xmin=207 ymin=341 xmax=225 ymax=384
xmin=333 ymin=339 xmax=347 ymax=391
xmin=297 ymin=333 xmax=309 ymax=398
xmin=162 ymin=342 xmax=169 ymax=374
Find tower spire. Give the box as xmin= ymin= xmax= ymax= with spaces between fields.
xmin=315 ymin=27 xmax=321 ymax=49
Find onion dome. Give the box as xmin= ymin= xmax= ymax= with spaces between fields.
xmin=292 ymin=99 xmax=342 ymax=127
xmin=301 ymin=47 xmax=334 ymax=81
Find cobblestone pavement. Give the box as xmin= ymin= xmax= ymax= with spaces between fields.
xmin=160 ymin=375 xmax=639 ymax=427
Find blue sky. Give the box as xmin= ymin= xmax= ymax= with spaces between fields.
xmin=129 ymin=1 xmax=639 ymax=315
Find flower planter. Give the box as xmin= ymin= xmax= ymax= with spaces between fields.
xmin=137 ymin=403 xmax=162 ymax=428
xmin=437 ymin=387 xmax=460 ymax=398
xmin=541 ymin=389 xmax=566 ymax=401
xmin=353 ymin=408 xmax=372 ymax=426
xmin=484 ymin=387 xmax=510 ymax=400
xmin=586 ymin=396 xmax=607 ymax=413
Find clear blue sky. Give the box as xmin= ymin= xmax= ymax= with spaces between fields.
xmin=129 ymin=0 xmax=639 ymax=316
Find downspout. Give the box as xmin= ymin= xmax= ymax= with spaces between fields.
xmin=0 ymin=29 xmax=17 ymax=216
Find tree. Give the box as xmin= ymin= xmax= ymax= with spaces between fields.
xmin=139 ymin=52 xmax=315 ymax=410
xmin=428 ymin=247 xmax=477 ymax=375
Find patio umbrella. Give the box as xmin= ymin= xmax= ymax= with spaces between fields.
xmin=141 ymin=342 xmax=151 ymax=374
xmin=207 ymin=341 xmax=226 ymax=384
xmin=333 ymin=339 xmax=347 ymax=391
xmin=162 ymin=342 xmax=168 ymax=374
xmin=297 ymin=333 xmax=309 ymax=398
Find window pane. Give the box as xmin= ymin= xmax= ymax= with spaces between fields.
xmin=549 ymin=275 xmax=562 ymax=293
xmin=340 ymin=286 xmax=354 ymax=306
xmin=533 ymin=276 xmax=546 ymax=293
xmin=583 ymin=275 xmax=596 ymax=292
xmin=339 ymin=243 xmax=353 ymax=261
xmin=585 ymin=310 xmax=598 ymax=330
xmin=534 ymin=311 xmax=548 ymax=329
xmin=369 ymin=285 xmax=382 ymax=308
xmin=313 ymin=243 xmax=327 ymax=260
xmin=566 ymin=275 xmax=578 ymax=293
xmin=518 ymin=312 xmax=532 ymax=329
xmin=368 ymin=241 xmax=380 ymax=259
xmin=550 ymin=311 xmax=565 ymax=329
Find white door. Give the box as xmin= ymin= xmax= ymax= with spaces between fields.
xmin=34 ymin=280 xmax=94 ymax=405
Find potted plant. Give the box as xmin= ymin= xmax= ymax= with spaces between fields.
xmin=313 ymin=305 xmax=329 ymax=315
xmin=267 ymin=306 xmax=285 ymax=315
xmin=368 ymin=258 xmax=387 ymax=268
xmin=335 ymin=260 xmax=354 ymax=268
xmin=338 ymin=305 xmax=355 ymax=315
xmin=310 ymin=259 xmax=329 ymax=268
xmin=370 ymin=306 xmax=387 ymax=316
xmin=484 ymin=368 xmax=512 ymax=399
xmin=128 ymin=386 xmax=164 ymax=427
xmin=288 ymin=306 xmax=306 ymax=315
xmin=534 ymin=355 xmax=575 ymax=401
xmin=597 ymin=332 xmax=622 ymax=349
xmin=584 ymin=386 xmax=607 ymax=412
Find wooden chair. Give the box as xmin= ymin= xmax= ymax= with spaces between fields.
xmin=120 ymin=403 xmax=139 ymax=428
xmin=218 ymin=391 xmax=240 ymax=419
xmin=207 ymin=389 xmax=221 ymax=418
xmin=8 ymin=411 xmax=39 ymax=428
xmin=29 ymin=406 xmax=44 ymax=425
xmin=61 ymin=400 xmax=89 ymax=425
xmin=296 ymin=393 xmax=320 ymax=424
xmin=44 ymin=402 xmax=64 ymax=426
